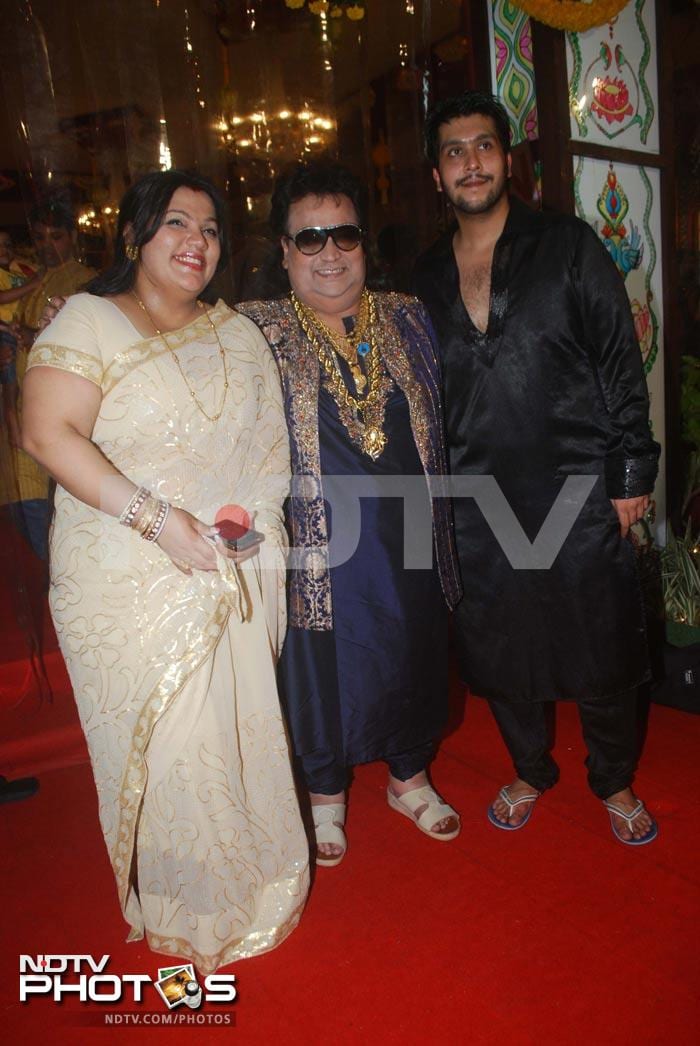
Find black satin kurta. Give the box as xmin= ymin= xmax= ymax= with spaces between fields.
xmin=414 ymin=198 xmax=660 ymax=704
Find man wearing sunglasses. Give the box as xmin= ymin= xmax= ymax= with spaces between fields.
xmin=237 ymin=160 xmax=463 ymax=867
xmin=414 ymin=91 xmax=659 ymax=846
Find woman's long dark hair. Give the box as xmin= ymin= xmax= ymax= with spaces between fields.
xmin=88 ymin=169 xmax=230 ymax=300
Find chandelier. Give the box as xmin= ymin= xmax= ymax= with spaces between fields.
xmin=215 ymin=105 xmax=337 ymax=164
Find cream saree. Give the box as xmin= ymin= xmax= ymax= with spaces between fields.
xmin=28 ymin=294 xmax=309 ymax=973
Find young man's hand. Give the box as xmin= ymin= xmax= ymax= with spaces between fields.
xmin=611 ymin=495 xmax=650 ymax=538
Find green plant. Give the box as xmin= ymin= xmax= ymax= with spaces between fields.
xmin=661 ymin=521 xmax=700 ymax=627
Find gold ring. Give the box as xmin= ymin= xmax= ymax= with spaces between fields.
xmin=46 ymin=296 xmax=54 ymax=306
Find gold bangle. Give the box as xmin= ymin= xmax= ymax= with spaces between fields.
xmin=143 ymin=500 xmax=170 ymax=542
xmin=134 ymin=496 xmax=159 ymax=537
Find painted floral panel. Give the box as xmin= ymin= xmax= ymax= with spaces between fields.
xmin=567 ymin=0 xmax=659 ymax=152
xmin=574 ymin=155 xmax=665 ymax=519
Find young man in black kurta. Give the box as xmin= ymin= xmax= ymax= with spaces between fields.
xmin=414 ymin=92 xmax=660 ymax=844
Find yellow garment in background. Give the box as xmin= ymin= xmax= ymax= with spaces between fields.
xmin=6 ymin=259 xmax=96 ymax=504
xmin=0 ymin=262 xmax=34 ymax=323
xmin=18 ymin=258 xmax=95 ymax=330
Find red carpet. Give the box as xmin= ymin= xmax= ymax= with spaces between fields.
xmin=2 ymin=652 xmax=699 ymax=1045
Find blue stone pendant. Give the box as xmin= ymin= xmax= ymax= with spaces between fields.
xmin=357 ymin=341 xmax=370 ymax=357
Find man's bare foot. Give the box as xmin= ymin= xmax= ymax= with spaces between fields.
xmin=490 ymin=778 xmax=540 ymax=827
xmin=604 ymin=788 xmax=654 ymax=842
xmin=310 ymin=791 xmax=345 ymax=861
xmin=388 ymin=771 xmax=459 ymax=836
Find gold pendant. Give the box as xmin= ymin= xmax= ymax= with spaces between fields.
xmin=362 ymin=426 xmax=387 ymax=460
xmin=350 ymin=365 xmax=367 ymax=394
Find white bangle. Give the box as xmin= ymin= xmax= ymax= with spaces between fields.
xmin=119 ymin=486 xmax=150 ymax=527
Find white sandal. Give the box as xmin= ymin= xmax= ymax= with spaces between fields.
xmin=387 ymin=785 xmax=460 ymax=842
xmin=311 ymin=803 xmax=347 ymax=867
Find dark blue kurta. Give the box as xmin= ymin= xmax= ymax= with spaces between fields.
xmin=236 ymin=292 xmax=461 ymax=768
xmin=280 ymin=371 xmax=447 ymax=766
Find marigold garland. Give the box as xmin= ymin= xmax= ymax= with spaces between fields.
xmin=285 ymin=0 xmax=365 ymax=17
xmin=513 ymin=0 xmax=631 ymax=32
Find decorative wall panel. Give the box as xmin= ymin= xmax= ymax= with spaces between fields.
xmin=574 ymin=155 xmax=665 ymax=520
xmin=488 ymin=1 xmax=538 ymax=146
xmin=567 ymin=0 xmax=659 ymax=153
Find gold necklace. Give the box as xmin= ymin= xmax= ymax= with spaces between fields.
xmin=132 ymin=292 xmax=229 ymax=423
xmin=310 ymin=294 xmax=371 ymax=393
xmin=291 ymin=289 xmax=388 ymax=460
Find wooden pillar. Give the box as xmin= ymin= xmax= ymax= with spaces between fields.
xmin=530 ymin=20 xmax=575 ymax=214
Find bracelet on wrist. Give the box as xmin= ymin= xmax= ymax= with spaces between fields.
xmin=119 ymin=486 xmax=150 ymax=527
xmin=144 ymin=500 xmax=170 ymax=542
xmin=119 ymin=488 xmax=170 ymax=543
xmin=134 ymin=496 xmax=159 ymax=538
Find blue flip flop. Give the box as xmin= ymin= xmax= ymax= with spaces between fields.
xmin=487 ymin=786 xmax=540 ymax=831
xmin=604 ymin=799 xmax=658 ymax=846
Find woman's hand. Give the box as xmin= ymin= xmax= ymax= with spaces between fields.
xmin=157 ymin=508 xmax=264 ymax=573
xmin=218 ymin=535 xmax=264 ymax=566
xmin=156 ymin=506 xmax=220 ymax=575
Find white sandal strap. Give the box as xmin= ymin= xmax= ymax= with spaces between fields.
xmin=500 ymin=786 xmax=540 ymax=813
xmin=416 ymin=801 xmax=456 ymax=832
xmin=312 ymin=803 xmax=346 ymax=847
xmin=392 ymin=786 xmax=458 ymax=832
xmin=604 ymin=799 xmax=645 ymax=830
xmin=311 ymin=802 xmax=346 ymax=825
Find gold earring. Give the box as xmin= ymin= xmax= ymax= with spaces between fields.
xmin=125 ymin=243 xmax=139 ymax=262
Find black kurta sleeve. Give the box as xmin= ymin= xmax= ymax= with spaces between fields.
xmin=571 ymin=222 xmax=660 ymax=499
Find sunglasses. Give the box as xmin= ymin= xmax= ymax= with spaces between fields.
xmin=285 ymin=223 xmax=364 ymax=256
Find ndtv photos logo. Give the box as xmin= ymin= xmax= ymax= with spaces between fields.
xmin=19 ymin=954 xmax=237 ymax=1011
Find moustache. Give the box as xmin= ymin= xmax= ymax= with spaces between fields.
xmin=456 ymin=176 xmax=492 ymax=187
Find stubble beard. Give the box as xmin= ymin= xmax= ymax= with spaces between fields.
xmin=446 ymin=172 xmax=508 ymax=216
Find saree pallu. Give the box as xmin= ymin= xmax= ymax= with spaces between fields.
xmin=29 ymin=294 xmax=309 ymax=972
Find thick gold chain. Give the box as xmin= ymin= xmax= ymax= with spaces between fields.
xmin=290 ymin=290 xmax=388 ymax=459
xmin=307 ymin=294 xmax=368 ymax=351
xmin=291 ymin=290 xmax=383 ymax=411
xmin=309 ymin=293 xmax=371 ymax=392
xmin=132 ymin=292 xmax=229 ymax=422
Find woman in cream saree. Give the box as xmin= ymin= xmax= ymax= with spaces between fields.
xmin=23 ymin=173 xmax=308 ymax=974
